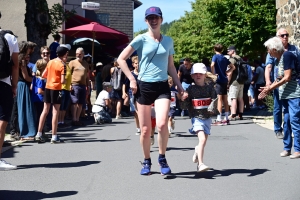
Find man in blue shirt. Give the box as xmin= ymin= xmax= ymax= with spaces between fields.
xmin=211 ymin=44 xmax=235 ymax=125
xmin=265 ymin=28 xmax=300 ymax=139
xmin=49 ymin=34 xmax=61 ymax=60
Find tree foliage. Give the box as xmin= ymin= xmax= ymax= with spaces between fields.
xmin=49 ymin=3 xmax=76 ymax=35
xmin=166 ymin=0 xmax=277 ymax=64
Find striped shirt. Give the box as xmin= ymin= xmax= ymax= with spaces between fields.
xmin=277 ymin=51 xmax=300 ymax=99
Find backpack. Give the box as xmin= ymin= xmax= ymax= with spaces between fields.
xmin=0 ymin=30 xmax=14 ymax=78
xmin=234 ymin=57 xmax=248 ymax=84
xmin=110 ymin=67 xmax=122 ymax=90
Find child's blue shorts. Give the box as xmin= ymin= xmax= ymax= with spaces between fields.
xmin=189 ymin=117 xmax=212 ymax=135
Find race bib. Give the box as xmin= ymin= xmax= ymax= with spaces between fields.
xmin=192 ymin=98 xmax=211 ymax=109
xmin=170 ymin=92 xmax=176 ymax=107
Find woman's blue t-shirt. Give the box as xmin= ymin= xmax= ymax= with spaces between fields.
xmin=130 ymin=33 xmax=175 ymax=82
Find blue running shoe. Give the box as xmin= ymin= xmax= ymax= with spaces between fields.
xmin=158 ymin=157 xmax=171 ymax=175
xmin=140 ymin=160 xmax=152 ymax=175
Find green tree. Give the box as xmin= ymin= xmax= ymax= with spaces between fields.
xmin=25 ymin=1 xmax=75 ymax=61
xmin=167 ymin=0 xmax=276 ymax=64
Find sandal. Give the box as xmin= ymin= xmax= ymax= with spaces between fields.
xmin=20 ymin=137 xmax=35 ymax=141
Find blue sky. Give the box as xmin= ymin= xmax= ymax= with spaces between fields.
xmin=133 ymin=0 xmax=194 ymax=32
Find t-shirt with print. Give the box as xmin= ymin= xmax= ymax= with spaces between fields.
xmin=32 ymin=76 xmax=46 ymax=102
xmin=170 ymin=86 xmax=178 ymax=108
xmin=69 ymin=59 xmax=89 ymax=86
xmin=0 ymin=30 xmax=19 ymax=85
xmin=178 ymin=64 xmax=193 ymax=84
xmin=180 ymin=82 xmax=217 ymax=119
xmin=130 ymin=33 xmax=175 ymax=82
xmin=267 ymin=44 xmax=300 ymax=82
xmin=255 ymin=66 xmax=265 ymax=85
xmin=62 ymin=63 xmax=72 ymax=91
xmin=212 ymin=54 xmax=230 ymax=84
xmin=44 ymin=58 xmax=65 ymax=90
xmin=276 ymin=51 xmax=300 ymax=99
xmin=92 ymin=90 xmax=110 ymax=113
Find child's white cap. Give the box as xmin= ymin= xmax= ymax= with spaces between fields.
xmin=191 ymin=63 xmax=207 ymax=74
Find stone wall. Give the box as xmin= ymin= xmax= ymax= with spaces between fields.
xmin=276 ymin=0 xmax=300 ymax=47
xmin=96 ymin=0 xmax=134 ymax=41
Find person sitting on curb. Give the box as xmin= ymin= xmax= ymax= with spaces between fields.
xmin=92 ymin=82 xmax=112 ymax=124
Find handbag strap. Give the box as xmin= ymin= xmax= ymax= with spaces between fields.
xmin=139 ymin=34 xmax=162 ymax=80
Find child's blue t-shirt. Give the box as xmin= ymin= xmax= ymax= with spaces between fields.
xmin=32 ymin=76 xmax=46 ymax=102
xmin=212 ymin=54 xmax=230 ymax=84
xmin=130 ymin=33 xmax=175 ymax=82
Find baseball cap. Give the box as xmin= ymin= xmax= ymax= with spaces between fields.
xmin=96 ymin=62 xmax=103 ymax=67
xmin=102 ymin=82 xmax=112 ymax=88
xmin=227 ymin=45 xmax=236 ymax=51
xmin=84 ymin=53 xmax=92 ymax=57
xmin=145 ymin=6 xmax=162 ymax=18
xmin=56 ymin=44 xmax=71 ymax=57
xmin=191 ymin=63 xmax=207 ymax=74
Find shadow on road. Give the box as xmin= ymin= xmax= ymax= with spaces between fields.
xmin=64 ymin=138 xmax=130 ymax=143
xmin=17 ymin=160 xmax=101 ymax=170
xmin=174 ymin=133 xmax=197 ymax=138
xmin=1 ymin=144 xmax=33 ymax=158
xmin=0 ymin=190 xmax=78 ymax=200
xmin=164 ymin=168 xmax=270 ymax=180
xmin=151 ymin=146 xmax=194 ymax=152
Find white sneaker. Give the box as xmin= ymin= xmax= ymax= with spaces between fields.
xmin=115 ymin=115 xmax=122 ymax=119
xmin=171 ymin=119 xmax=175 ymax=130
xmin=197 ymin=163 xmax=209 ymax=172
xmin=168 ymin=127 xmax=172 ymax=137
xmin=192 ymin=146 xmax=199 ymax=163
xmin=136 ymin=128 xmax=141 ymax=135
xmin=150 ymin=136 xmax=154 ymax=146
xmin=0 ymin=159 xmax=17 ymax=171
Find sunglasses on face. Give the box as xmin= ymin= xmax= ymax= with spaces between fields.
xmin=42 ymin=52 xmax=50 ymax=55
xmin=279 ymin=33 xmax=289 ymax=38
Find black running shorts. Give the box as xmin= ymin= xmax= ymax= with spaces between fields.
xmin=135 ymin=80 xmax=171 ymax=105
xmin=44 ymin=88 xmax=62 ymax=104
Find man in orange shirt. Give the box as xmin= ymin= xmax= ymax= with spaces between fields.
xmin=69 ymin=47 xmax=90 ymax=126
xmin=36 ymin=44 xmax=70 ymax=144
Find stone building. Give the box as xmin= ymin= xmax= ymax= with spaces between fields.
xmin=276 ymin=0 xmax=300 ymax=47
xmin=0 ymin=0 xmax=142 ymax=44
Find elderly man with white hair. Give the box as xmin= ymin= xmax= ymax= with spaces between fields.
xmin=265 ymin=28 xmax=300 ymax=139
xmin=259 ymin=36 xmax=300 ymax=159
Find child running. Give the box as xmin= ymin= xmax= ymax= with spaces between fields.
xmin=167 ymin=76 xmax=177 ymax=135
xmin=123 ymin=56 xmax=140 ymax=135
xmin=179 ymin=63 xmax=217 ymax=172
xmin=150 ymin=103 xmax=156 ymax=145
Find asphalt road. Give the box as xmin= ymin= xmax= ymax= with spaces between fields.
xmin=1 ymin=113 xmax=300 ymax=200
